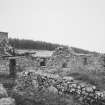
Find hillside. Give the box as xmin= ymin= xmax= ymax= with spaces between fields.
xmin=9 ymin=38 xmax=100 ymax=55
xmin=9 ymin=38 xmax=63 ymax=51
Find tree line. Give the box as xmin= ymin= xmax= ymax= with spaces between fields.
xmin=9 ymin=38 xmax=99 ymax=54
xmin=9 ymin=38 xmax=65 ymax=51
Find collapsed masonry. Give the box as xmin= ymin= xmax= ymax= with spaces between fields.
xmin=14 ymin=70 xmax=105 ymax=105
xmin=0 ymin=83 xmax=15 ymax=105
xmin=46 ymin=47 xmax=105 ymax=72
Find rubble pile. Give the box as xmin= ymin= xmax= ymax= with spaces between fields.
xmin=52 ymin=47 xmax=73 ymax=57
xmin=0 ymin=97 xmax=15 ymax=105
xmin=0 ymin=83 xmax=15 ymax=105
xmin=47 ymin=47 xmax=73 ymax=69
xmin=14 ymin=70 xmax=105 ymax=105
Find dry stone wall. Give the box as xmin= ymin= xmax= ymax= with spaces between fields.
xmin=14 ymin=70 xmax=105 ymax=105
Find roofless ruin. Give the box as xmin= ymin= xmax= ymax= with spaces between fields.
xmin=0 ymin=32 xmax=35 ymax=77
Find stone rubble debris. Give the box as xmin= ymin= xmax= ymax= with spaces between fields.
xmin=15 ymin=70 xmax=105 ymax=105
xmin=0 ymin=97 xmax=15 ymax=105
xmin=0 ymin=83 xmax=8 ymax=98
xmin=47 ymin=46 xmax=105 ymax=73
xmin=0 ymin=83 xmax=15 ymax=105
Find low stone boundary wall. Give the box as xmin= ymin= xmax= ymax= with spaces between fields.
xmin=16 ymin=70 xmax=105 ymax=105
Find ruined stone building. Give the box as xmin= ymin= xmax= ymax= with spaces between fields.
xmin=0 ymin=32 xmax=39 ymax=74
xmin=0 ymin=32 xmax=25 ymax=76
xmin=27 ymin=46 xmax=105 ymax=73
xmin=30 ymin=51 xmax=53 ymax=69
xmin=0 ymin=31 xmax=104 ymax=75
xmin=46 ymin=47 xmax=105 ymax=72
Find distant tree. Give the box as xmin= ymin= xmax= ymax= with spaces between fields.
xmin=9 ymin=38 xmax=66 ymax=50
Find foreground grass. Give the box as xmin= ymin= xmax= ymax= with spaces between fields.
xmin=67 ymin=70 xmax=105 ymax=91
xmin=11 ymin=87 xmax=79 ymax=105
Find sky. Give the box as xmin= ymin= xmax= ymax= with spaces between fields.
xmin=0 ymin=0 xmax=105 ymax=53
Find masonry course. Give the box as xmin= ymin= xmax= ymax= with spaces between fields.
xmin=14 ymin=70 xmax=105 ymax=105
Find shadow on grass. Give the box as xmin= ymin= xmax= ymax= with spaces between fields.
xmin=11 ymin=89 xmax=76 ymax=105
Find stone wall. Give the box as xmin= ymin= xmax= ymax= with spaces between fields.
xmin=0 ymin=46 xmax=104 ymax=75
xmin=0 ymin=55 xmax=49 ymax=75
xmin=46 ymin=47 xmax=105 ymax=72
xmin=15 ymin=56 xmax=49 ymax=71
xmin=0 ymin=32 xmax=13 ymax=74
xmin=16 ymin=56 xmax=38 ymax=71
xmin=0 ymin=59 xmax=9 ymax=74
xmin=15 ymin=47 xmax=105 ymax=74
xmin=16 ymin=47 xmax=105 ymax=74
xmin=0 ymin=32 xmax=8 ymax=55
xmin=15 ymin=70 xmax=105 ymax=105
